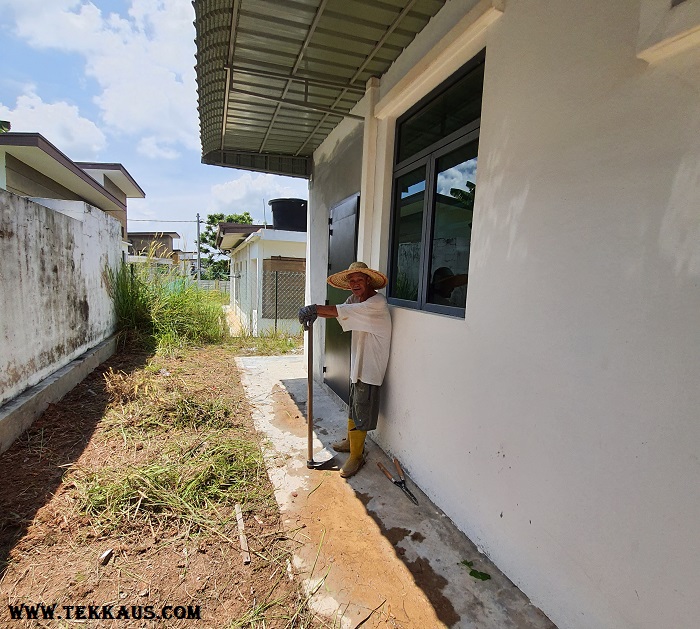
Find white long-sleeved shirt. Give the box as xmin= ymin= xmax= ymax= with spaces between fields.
xmin=335 ymin=293 xmax=392 ymax=386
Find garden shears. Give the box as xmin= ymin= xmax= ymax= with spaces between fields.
xmin=377 ymin=458 xmax=419 ymax=505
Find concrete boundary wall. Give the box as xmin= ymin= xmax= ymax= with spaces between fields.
xmin=0 ymin=190 xmax=121 ymax=410
xmin=0 ymin=336 xmax=116 ymax=454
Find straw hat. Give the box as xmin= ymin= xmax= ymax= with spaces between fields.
xmin=327 ymin=261 xmax=388 ymax=290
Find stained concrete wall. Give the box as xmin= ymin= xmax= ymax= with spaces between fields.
xmin=309 ymin=1 xmax=700 ymax=628
xmin=0 ymin=190 xmax=121 ymax=408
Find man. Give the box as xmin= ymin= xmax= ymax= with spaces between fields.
xmin=298 ymin=262 xmax=392 ymax=478
xmin=428 ymin=266 xmax=469 ymax=306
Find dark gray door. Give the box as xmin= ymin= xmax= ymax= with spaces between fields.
xmin=324 ymin=193 xmax=359 ymax=404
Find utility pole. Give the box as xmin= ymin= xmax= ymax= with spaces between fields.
xmin=196 ymin=212 xmax=201 ymax=283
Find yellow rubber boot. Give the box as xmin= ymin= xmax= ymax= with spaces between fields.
xmin=332 ymin=419 xmax=354 ymax=453
xmin=340 ymin=427 xmax=367 ymax=478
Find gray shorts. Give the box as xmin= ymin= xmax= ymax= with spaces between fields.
xmin=349 ymin=380 xmax=381 ymax=431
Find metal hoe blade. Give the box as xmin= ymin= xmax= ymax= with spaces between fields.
xmin=393 ymin=458 xmax=419 ymax=505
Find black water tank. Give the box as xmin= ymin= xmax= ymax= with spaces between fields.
xmin=268 ymin=198 xmax=307 ymax=232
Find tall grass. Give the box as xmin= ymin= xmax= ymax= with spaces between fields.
xmin=150 ymin=280 xmax=226 ymax=351
xmin=105 ymin=246 xmax=227 ymax=353
xmin=106 ymin=262 xmax=151 ymax=334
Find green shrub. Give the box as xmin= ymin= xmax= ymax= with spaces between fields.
xmin=104 ymin=262 xmax=152 ymax=334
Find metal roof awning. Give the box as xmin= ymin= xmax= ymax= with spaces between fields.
xmin=193 ymin=0 xmax=447 ymax=178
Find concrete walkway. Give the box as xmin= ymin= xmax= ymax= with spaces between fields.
xmin=237 ymin=355 xmax=556 ymax=629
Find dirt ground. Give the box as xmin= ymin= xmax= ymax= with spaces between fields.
xmin=261 ymin=378 xmax=447 ymax=628
xmin=235 ymin=356 xmax=555 ymax=629
xmin=0 ymin=344 xmax=322 ymax=628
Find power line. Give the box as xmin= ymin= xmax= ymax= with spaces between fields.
xmin=128 ymin=219 xmax=203 ymax=223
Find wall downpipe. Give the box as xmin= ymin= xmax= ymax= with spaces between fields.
xmin=358 ymin=76 xmax=380 ymax=267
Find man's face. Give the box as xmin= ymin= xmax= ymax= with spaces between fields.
xmin=347 ymin=272 xmax=372 ymax=301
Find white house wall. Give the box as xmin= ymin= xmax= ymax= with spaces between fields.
xmin=309 ymin=116 xmax=365 ymax=383
xmin=231 ymin=230 xmax=307 ymax=334
xmin=231 ymin=237 xmax=261 ymax=333
xmin=0 ymin=191 xmax=121 ymax=407
xmin=257 ymin=234 xmax=307 ymax=334
xmin=309 ymin=1 xmax=700 ymax=628
xmin=259 ymin=233 xmax=306 ymax=260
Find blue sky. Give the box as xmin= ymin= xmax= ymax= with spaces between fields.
xmin=0 ymin=0 xmax=309 ymax=249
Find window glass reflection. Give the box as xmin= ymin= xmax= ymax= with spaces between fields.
xmin=427 ymin=142 xmax=477 ymax=308
xmin=390 ymin=168 xmax=426 ymax=301
xmin=397 ymin=62 xmax=484 ymax=164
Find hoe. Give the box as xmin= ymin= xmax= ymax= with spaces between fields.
xmin=305 ymin=321 xmax=335 ymax=470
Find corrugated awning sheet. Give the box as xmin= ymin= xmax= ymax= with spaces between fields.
xmin=194 ymin=0 xmax=446 ymax=177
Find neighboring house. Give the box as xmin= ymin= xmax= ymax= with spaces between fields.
xmin=172 ymin=250 xmax=198 ymax=276
xmin=128 ymin=231 xmax=181 ymax=257
xmin=194 ymin=2 xmax=700 ymax=628
xmin=217 ymin=218 xmax=306 ymax=335
xmin=0 ymin=133 xmax=145 ymax=251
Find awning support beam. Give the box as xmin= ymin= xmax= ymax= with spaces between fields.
xmin=294 ymin=0 xmax=419 ymax=156
xmin=228 ymin=65 xmax=366 ymax=95
xmin=221 ymin=0 xmax=242 ymax=151
xmin=228 ymin=87 xmax=365 ymax=121
xmin=260 ymin=0 xmax=329 ymax=154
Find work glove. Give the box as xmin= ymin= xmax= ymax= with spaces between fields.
xmin=298 ymin=304 xmax=318 ymax=329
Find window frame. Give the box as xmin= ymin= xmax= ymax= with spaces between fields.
xmin=387 ymin=50 xmax=485 ymax=317
xmin=388 ymin=156 xmax=430 ymax=310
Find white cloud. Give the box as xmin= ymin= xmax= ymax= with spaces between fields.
xmin=209 ymin=173 xmax=309 ymax=221
xmin=437 ymin=159 xmax=478 ymax=196
xmin=0 ymin=88 xmax=106 ymax=159
xmin=4 ymin=0 xmax=199 ymax=158
xmin=137 ymin=136 xmax=180 ymax=160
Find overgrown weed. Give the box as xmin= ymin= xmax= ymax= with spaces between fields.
xmin=104 ymin=243 xmax=228 ymax=354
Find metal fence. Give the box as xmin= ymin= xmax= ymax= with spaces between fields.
xmin=262 ymin=270 xmax=305 ymax=320
xmin=196 ymin=279 xmax=230 ymax=294
xmin=231 ymin=270 xmax=305 ymax=334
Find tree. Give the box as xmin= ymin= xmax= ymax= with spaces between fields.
xmin=197 ymin=211 xmax=253 ymax=251
xmin=450 ymin=182 xmax=476 ymax=214
xmin=196 ymin=212 xmax=253 ymax=280
xmin=199 ymin=257 xmax=230 ymax=280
